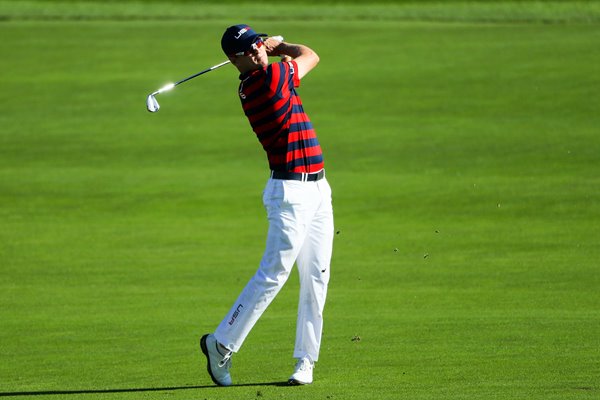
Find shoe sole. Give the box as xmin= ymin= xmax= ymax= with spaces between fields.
xmin=200 ymin=334 xmax=224 ymax=387
xmin=288 ymin=378 xmax=311 ymax=385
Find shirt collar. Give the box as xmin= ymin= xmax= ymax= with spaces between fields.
xmin=239 ymin=66 xmax=267 ymax=80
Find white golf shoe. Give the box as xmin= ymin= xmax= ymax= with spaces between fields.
xmin=288 ymin=356 xmax=314 ymax=385
xmin=200 ymin=334 xmax=232 ymax=386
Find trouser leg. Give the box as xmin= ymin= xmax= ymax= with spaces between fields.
xmin=294 ymin=179 xmax=334 ymax=361
xmin=214 ymin=179 xmax=309 ymax=352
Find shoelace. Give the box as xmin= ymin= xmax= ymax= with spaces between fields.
xmin=218 ymin=351 xmax=232 ymax=368
xmin=296 ymin=358 xmax=312 ymax=371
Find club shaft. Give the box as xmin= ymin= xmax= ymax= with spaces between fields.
xmin=174 ymin=60 xmax=231 ymax=87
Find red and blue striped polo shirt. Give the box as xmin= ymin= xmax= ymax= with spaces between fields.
xmin=237 ymin=61 xmax=324 ymax=173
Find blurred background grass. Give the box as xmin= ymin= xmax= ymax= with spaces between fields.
xmin=1 ymin=0 xmax=600 ymax=22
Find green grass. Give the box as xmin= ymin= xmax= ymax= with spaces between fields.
xmin=1 ymin=2 xmax=600 ymax=399
xmin=1 ymin=0 xmax=600 ymax=23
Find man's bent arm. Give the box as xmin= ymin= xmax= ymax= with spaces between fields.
xmin=265 ymin=39 xmax=320 ymax=80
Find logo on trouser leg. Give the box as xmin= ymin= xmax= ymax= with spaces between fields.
xmin=228 ymin=304 xmax=244 ymax=325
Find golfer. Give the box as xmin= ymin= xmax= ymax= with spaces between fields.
xmin=200 ymin=24 xmax=334 ymax=386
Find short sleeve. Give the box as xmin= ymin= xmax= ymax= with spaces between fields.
xmin=288 ymin=60 xmax=300 ymax=88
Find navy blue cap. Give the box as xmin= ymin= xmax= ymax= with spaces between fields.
xmin=221 ymin=24 xmax=267 ymax=56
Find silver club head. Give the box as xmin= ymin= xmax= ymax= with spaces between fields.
xmin=146 ymin=93 xmax=160 ymax=112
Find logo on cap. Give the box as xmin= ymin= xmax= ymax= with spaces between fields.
xmin=234 ymin=27 xmax=249 ymax=39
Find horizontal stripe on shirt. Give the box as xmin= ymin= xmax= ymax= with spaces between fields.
xmin=238 ymin=61 xmax=324 ymax=173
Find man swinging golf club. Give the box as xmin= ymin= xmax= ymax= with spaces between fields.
xmin=200 ymin=24 xmax=334 ymax=386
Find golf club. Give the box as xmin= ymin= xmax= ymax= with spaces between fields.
xmin=146 ymin=60 xmax=230 ymax=113
xmin=146 ymin=36 xmax=284 ymax=113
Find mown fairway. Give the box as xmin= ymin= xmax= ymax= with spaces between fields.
xmin=1 ymin=2 xmax=599 ymax=399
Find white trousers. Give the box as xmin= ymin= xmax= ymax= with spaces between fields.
xmin=214 ymin=177 xmax=334 ymax=361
